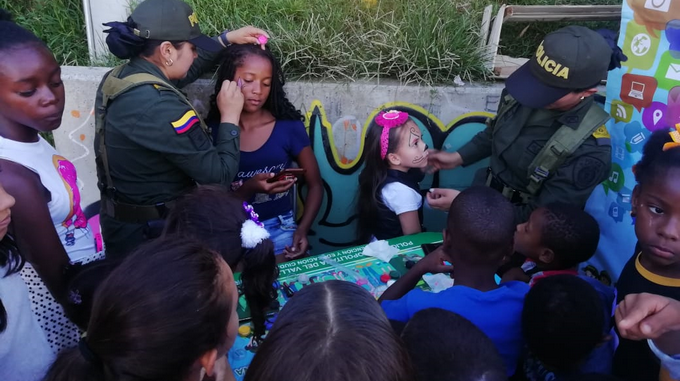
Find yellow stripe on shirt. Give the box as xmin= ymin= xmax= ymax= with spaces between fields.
xmin=171 ymin=110 xmax=198 ymax=128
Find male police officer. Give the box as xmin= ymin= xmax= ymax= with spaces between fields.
xmin=428 ymin=26 xmax=614 ymax=224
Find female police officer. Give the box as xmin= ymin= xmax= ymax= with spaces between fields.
xmin=95 ymin=0 xmax=280 ymax=257
xmin=427 ymin=26 xmax=619 ymax=225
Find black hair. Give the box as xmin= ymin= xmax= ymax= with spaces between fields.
xmin=356 ymin=114 xmax=412 ymax=243
xmin=102 ymin=17 xmax=184 ymax=59
xmin=0 ymin=235 xmax=25 ymax=333
xmin=244 ymin=280 xmax=414 ymax=381
xmin=634 ymin=128 xmax=680 ymax=188
xmin=63 ymin=259 xmax=119 ymax=330
xmin=0 ymin=9 xmax=46 ymax=52
xmin=207 ymin=43 xmax=304 ymax=123
xmin=564 ymin=373 xmax=622 ymax=381
xmin=43 ymin=238 xmax=234 ymax=381
xmin=539 ymin=203 xmax=600 ymax=268
xmin=401 ymin=308 xmax=506 ymax=381
xmin=446 ymin=186 xmax=515 ymax=263
xmin=523 ymin=275 xmax=605 ymax=371
xmin=163 ymin=185 xmax=278 ymax=340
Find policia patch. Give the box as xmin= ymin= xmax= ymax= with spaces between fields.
xmin=573 ymin=155 xmax=607 ymax=190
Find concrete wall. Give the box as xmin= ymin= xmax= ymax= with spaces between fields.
xmin=56 ymin=65 xmax=506 ymax=206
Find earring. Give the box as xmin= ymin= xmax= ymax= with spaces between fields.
xmin=165 ymin=59 xmax=174 ymax=66
xmin=580 ymin=96 xmax=585 ymax=100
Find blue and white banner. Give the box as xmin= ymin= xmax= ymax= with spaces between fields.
xmin=585 ymin=0 xmax=680 ymax=284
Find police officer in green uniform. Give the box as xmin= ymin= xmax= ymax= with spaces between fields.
xmin=95 ymin=0 xmax=269 ymax=258
xmin=428 ymin=26 xmax=616 ymax=224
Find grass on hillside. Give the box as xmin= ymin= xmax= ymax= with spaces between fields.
xmin=1 ymin=0 xmax=89 ymax=66
xmin=2 ymin=0 xmax=620 ymax=84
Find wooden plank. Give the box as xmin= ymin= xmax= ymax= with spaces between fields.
xmin=504 ymin=5 xmax=622 ymax=22
xmin=479 ymin=5 xmax=493 ymax=48
xmin=484 ymin=4 xmax=507 ymax=70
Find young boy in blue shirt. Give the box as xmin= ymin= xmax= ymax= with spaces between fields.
xmin=379 ymin=186 xmax=530 ymax=377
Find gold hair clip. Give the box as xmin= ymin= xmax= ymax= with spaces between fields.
xmin=663 ymin=123 xmax=680 ymax=151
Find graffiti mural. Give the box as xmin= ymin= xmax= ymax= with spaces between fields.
xmin=298 ymin=100 xmax=493 ymax=255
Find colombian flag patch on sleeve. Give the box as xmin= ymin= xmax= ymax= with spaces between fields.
xmin=171 ymin=110 xmax=199 ymax=134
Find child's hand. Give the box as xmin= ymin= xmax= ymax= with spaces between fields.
xmin=426 ymin=188 xmax=460 ymax=212
xmin=248 ymin=174 xmax=296 ymax=194
xmin=616 ymin=293 xmax=680 ymax=340
xmin=226 ymin=27 xmax=270 ymax=49
xmin=413 ymin=247 xmax=454 ymax=275
xmin=283 ymin=229 xmax=308 ymax=259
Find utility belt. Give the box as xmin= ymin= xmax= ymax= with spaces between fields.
xmin=485 ymin=168 xmax=532 ymax=205
xmin=101 ymin=194 xmax=175 ymax=224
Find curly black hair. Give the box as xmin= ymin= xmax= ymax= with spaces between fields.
xmin=539 ymin=203 xmax=600 ymax=268
xmin=208 ymin=44 xmax=303 ymax=123
xmin=634 ymin=127 xmax=680 ymax=188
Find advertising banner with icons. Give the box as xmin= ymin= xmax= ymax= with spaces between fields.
xmin=585 ymin=0 xmax=679 ymax=284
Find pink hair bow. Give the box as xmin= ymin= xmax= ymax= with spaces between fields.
xmin=376 ymin=110 xmax=409 ymax=159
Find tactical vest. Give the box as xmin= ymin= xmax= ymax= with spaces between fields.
xmin=490 ymin=94 xmax=610 ymax=200
xmin=95 ymin=64 xmax=210 ymax=222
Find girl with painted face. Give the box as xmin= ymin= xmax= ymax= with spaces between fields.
xmin=357 ymin=110 xmax=429 ymax=243
xmin=0 ymin=9 xmax=102 ymax=353
xmin=209 ymin=44 xmax=323 ymax=262
xmin=614 ymin=126 xmax=680 ymax=381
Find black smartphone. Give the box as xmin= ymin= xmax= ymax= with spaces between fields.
xmin=421 ymin=243 xmax=443 ymax=255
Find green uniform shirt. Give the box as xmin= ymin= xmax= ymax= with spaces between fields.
xmin=94 ymin=47 xmax=239 ymax=256
xmin=457 ymin=91 xmax=612 ymax=224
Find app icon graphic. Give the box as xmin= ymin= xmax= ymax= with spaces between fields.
xmin=623 ymin=21 xmax=660 ymax=70
xmin=642 ymin=101 xmax=668 ymax=131
xmin=611 ymin=100 xmax=634 ymax=123
xmin=645 ymin=0 xmax=671 ymax=12
xmin=620 ymin=74 xmax=657 ymax=110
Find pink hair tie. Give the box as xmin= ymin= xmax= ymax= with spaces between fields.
xmin=376 ymin=110 xmax=409 ymax=159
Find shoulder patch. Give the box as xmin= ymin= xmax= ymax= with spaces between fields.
xmin=592 ymin=125 xmax=611 ymax=146
xmin=171 ymin=110 xmax=199 ymax=134
xmin=593 ymin=125 xmax=610 ymax=139
xmin=573 ymin=155 xmax=607 ymax=190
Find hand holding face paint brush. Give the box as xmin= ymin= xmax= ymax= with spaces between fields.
xmin=216 ymin=79 xmax=245 ymax=124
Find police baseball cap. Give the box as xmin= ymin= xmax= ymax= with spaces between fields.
xmin=506 ymin=26 xmax=612 ymax=109
xmin=130 ymin=0 xmax=221 ymax=52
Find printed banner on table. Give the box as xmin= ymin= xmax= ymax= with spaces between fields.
xmin=585 ymin=0 xmax=680 ymax=284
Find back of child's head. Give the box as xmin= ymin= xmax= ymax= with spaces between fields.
xmin=244 ymin=280 xmax=414 ymax=381
xmin=64 ymin=258 xmax=119 ymax=330
xmin=539 ymin=203 xmax=600 ymax=268
xmin=164 ymin=185 xmax=277 ymax=340
xmin=44 ymin=237 xmax=236 ymax=381
xmin=446 ymin=186 xmax=515 ymax=263
xmin=357 ymin=110 xmax=423 ymax=243
xmin=634 ymin=127 xmax=680 ymax=189
xmin=401 ymin=308 xmax=506 ymax=381
xmin=0 ymin=9 xmax=45 ymax=52
xmin=522 ymin=275 xmax=605 ymax=371
xmin=209 ymin=43 xmax=303 ymax=122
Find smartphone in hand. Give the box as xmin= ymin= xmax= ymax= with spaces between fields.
xmin=266 ymin=168 xmax=306 ymax=183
